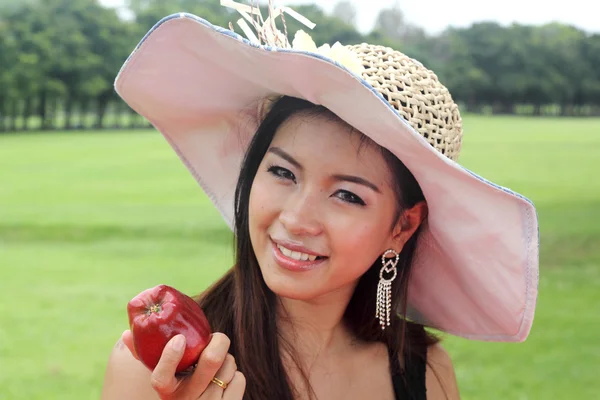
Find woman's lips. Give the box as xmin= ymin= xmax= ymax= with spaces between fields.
xmin=271 ymin=240 xmax=327 ymax=272
xmin=270 ymin=237 xmax=325 ymax=257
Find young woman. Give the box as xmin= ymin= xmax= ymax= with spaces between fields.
xmin=101 ymin=3 xmax=539 ymax=399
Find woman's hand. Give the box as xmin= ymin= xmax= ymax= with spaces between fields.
xmin=121 ymin=330 xmax=246 ymax=400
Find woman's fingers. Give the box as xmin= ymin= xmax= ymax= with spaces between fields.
xmin=222 ymin=371 xmax=247 ymax=400
xmin=150 ymin=334 xmax=187 ymax=396
xmin=138 ymin=332 xmax=237 ymax=399
xmin=215 ymin=354 xmax=237 ymax=384
xmin=121 ymin=329 xmax=139 ymax=360
xmin=200 ymin=353 xmax=238 ymax=397
xmin=185 ymin=333 xmax=232 ymax=396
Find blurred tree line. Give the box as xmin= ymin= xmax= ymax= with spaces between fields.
xmin=1 ymin=0 xmax=599 ymax=132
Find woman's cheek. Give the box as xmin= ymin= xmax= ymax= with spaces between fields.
xmin=250 ymin=174 xmax=284 ymax=223
xmin=335 ymin=222 xmax=383 ymax=270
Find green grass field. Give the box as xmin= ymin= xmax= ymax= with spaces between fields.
xmin=1 ymin=116 xmax=599 ymax=399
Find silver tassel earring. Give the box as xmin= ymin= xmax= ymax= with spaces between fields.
xmin=376 ymin=249 xmax=399 ymax=330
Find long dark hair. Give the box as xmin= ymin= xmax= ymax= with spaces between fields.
xmin=195 ymin=96 xmax=439 ymax=399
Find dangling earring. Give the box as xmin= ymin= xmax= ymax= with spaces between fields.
xmin=376 ymin=249 xmax=399 ymax=330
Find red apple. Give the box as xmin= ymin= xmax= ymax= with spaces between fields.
xmin=127 ymin=284 xmax=212 ymax=373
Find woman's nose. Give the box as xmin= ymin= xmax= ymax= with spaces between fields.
xmin=278 ymin=192 xmax=323 ymax=237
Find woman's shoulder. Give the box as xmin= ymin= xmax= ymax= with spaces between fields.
xmin=425 ymin=343 xmax=460 ymax=399
xmin=100 ymin=337 xmax=159 ymax=400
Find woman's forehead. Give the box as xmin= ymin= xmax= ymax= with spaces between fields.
xmin=269 ymin=113 xmax=393 ymax=181
xmin=272 ymin=113 xmax=374 ymax=155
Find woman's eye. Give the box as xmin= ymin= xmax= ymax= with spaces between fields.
xmin=335 ymin=190 xmax=366 ymax=206
xmin=267 ymin=165 xmax=296 ymax=183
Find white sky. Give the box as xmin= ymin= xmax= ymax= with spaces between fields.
xmin=99 ymin=0 xmax=600 ymax=35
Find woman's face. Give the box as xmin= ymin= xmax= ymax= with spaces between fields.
xmin=248 ymin=113 xmax=403 ymax=302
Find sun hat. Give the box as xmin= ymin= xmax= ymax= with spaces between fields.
xmin=113 ymin=1 xmax=539 ymax=342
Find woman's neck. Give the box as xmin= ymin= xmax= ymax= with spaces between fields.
xmin=276 ymin=284 xmax=360 ymax=367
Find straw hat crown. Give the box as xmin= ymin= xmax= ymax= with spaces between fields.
xmin=349 ymin=43 xmax=463 ymax=161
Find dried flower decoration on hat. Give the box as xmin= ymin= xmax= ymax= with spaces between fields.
xmin=291 ymin=31 xmax=364 ymax=75
xmin=220 ymin=0 xmax=365 ymax=75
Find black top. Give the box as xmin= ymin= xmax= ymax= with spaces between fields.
xmin=389 ymin=346 xmax=427 ymax=399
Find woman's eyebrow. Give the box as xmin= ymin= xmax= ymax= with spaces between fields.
xmin=267 ymin=147 xmax=303 ymax=170
xmin=332 ymin=174 xmax=381 ymax=193
xmin=267 ymin=146 xmax=380 ymax=193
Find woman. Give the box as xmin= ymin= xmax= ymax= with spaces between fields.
xmin=101 ymin=3 xmax=539 ymax=399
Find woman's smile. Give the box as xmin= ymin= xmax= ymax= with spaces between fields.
xmin=271 ymin=239 xmax=327 ymax=272
xmin=269 ymin=234 xmax=329 ymax=270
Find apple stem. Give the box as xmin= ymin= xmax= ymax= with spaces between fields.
xmin=148 ymin=304 xmax=162 ymax=314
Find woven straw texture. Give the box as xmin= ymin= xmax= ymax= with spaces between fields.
xmin=348 ymin=43 xmax=463 ymax=161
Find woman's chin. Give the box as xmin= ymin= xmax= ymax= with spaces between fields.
xmin=261 ymin=270 xmax=325 ymax=301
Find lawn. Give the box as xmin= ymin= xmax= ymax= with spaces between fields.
xmin=1 ymin=115 xmax=599 ymax=399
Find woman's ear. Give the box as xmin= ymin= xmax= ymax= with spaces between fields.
xmin=389 ymin=201 xmax=428 ymax=251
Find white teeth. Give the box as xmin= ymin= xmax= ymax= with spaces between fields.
xmin=277 ymin=244 xmax=318 ymax=262
xmin=279 ymin=245 xmax=293 ymax=258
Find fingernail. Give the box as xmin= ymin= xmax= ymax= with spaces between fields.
xmin=172 ymin=335 xmax=185 ymax=351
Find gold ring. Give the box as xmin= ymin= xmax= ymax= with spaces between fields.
xmin=210 ymin=376 xmax=228 ymax=389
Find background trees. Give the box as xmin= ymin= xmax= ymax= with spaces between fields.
xmin=1 ymin=0 xmax=597 ymax=132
